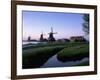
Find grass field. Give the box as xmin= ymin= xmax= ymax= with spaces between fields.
xmin=23 ymin=45 xmax=65 ymax=68
xmin=22 ymin=42 xmax=89 ymax=69
xmin=57 ymin=44 xmax=89 ymax=62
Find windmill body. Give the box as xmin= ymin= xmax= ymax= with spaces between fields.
xmin=40 ymin=33 xmax=44 ymax=41
xmin=48 ymin=27 xmax=57 ymax=42
xmin=39 ymin=32 xmax=47 ymax=42
xmin=27 ymin=36 xmax=31 ymax=41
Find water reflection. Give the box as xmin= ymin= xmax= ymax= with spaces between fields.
xmin=41 ymin=54 xmax=89 ymax=68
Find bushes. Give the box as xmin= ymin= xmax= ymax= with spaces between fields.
xmin=57 ymin=44 xmax=89 ymax=62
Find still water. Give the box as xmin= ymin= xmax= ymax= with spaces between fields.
xmin=23 ymin=41 xmax=40 ymax=45
xmin=41 ymin=54 xmax=89 ymax=68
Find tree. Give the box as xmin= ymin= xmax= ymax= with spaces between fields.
xmin=82 ymin=14 xmax=89 ymax=35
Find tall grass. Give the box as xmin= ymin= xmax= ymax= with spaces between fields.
xmin=23 ymin=42 xmax=89 ymax=68
xmin=23 ymin=42 xmax=87 ymax=50
xmin=57 ymin=44 xmax=89 ymax=62
xmin=23 ymin=46 xmax=65 ymax=69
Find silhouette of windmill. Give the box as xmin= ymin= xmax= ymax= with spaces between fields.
xmin=40 ymin=31 xmax=45 ymax=41
xmin=27 ymin=36 xmax=31 ymax=41
xmin=48 ymin=27 xmax=57 ymax=42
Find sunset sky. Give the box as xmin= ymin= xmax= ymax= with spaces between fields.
xmin=22 ymin=11 xmax=85 ymax=40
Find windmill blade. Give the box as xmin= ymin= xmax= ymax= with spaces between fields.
xmin=41 ymin=31 xmax=43 ymax=33
xmin=48 ymin=32 xmax=51 ymax=34
xmin=53 ymin=32 xmax=57 ymax=34
xmin=51 ymin=27 xmax=53 ymax=33
xmin=41 ymin=31 xmax=45 ymax=35
xmin=42 ymin=33 xmax=45 ymax=35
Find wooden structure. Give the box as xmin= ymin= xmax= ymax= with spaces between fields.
xmin=48 ymin=27 xmax=57 ymax=42
xmin=70 ymin=36 xmax=86 ymax=42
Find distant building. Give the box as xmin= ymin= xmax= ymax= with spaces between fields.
xmin=27 ymin=36 xmax=31 ymax=41
xmin=70 ymin=36 xmax=86 ymax=42
xmin=57 ymin=38 xmax=70 ymax=42
xmin=27 ymin=36 xmax=37 ymax=41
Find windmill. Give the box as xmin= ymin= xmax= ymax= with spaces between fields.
xmin=27 ymin=36 xmax=31 ymax=41
xmin=48 ymin=27 xmax=57 ymax=42
xmin=40 ymin=31 xmax=45 ymax=41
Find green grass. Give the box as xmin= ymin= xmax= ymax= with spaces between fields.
xmin=76 ymin=60 xmax=89 ymax=66
xmin=57 ymin=44 xmax=89 ymax=62
xmin=23 ymin=42 xmax=87 ymax=50
xmin=23 ymin=46 xmax=65 ymax=69
xmin=22 ymin=42 xmax=89 ymax=68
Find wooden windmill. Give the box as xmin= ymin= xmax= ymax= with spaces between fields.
xmin=48 ymin=27 xmax=57 ymax=42
xmin=40 ymin=31 xmax=45 ymax=41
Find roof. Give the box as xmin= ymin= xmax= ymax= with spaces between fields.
xmin=70 ymin=36 xmax=84 ymax=39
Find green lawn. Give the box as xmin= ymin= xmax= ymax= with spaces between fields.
xmin=23 ymin=45 xmax=66 ymax=68
xmin=75 ymin=60 xmax=89 ymax=66
xmin=57 ymin=44 xmax=89 ymax=62
xmin=22 ymin=42 xmax=89 ymax=69
xmin=23 ymin=42 xmax=87 ymax=50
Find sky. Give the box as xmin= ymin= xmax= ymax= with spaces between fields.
xmin=22 ymin=11 xmax=86 ymax=40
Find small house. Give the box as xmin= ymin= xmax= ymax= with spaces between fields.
xmin=70 ymin=36 xmax=86 ymax=42
xmin=57 ymin=38 xmax=70 ymax=42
